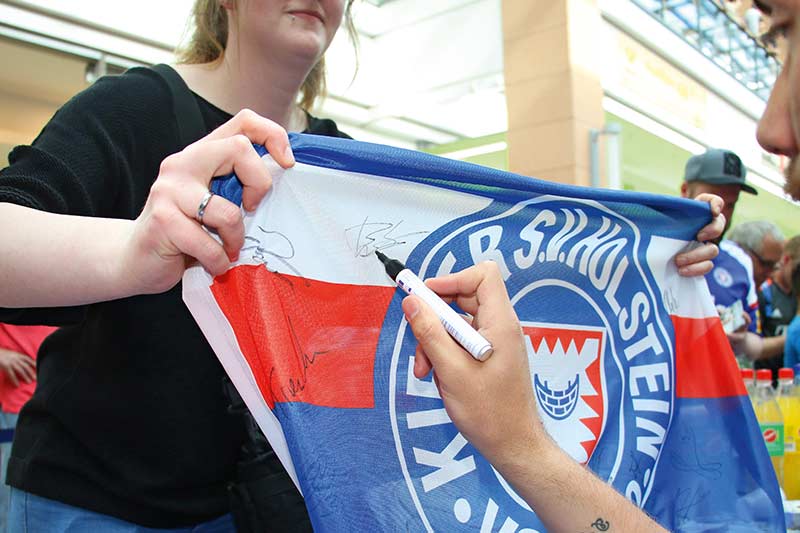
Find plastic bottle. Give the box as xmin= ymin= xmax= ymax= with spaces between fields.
xmin=741 ymin=368 xmax=755 ymax=399
xmin=779 ymin=368 xmax=800 ymax=499
xmin=754 ymin=369 xmax=784 ymax=487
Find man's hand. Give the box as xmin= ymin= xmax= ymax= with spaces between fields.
xmin=402 ymin=261 xmax=544 ymax=469
xmin=675 ymin=193 xmax=724 ymax=277
xmin=402 ymin=262 xmax=667 ymax=533
xmin=0 ymin=348 xmax=36 ymax=387
xmin=724 ymin=314 xmax=770 ymax=361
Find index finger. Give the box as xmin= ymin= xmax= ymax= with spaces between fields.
xmin=203 ymin=109 xmax=295 ymax=169
xmin=693 ymin=193 xmax=723 ymax=216
xmin=426 ymin=261 xmax=518 ymax=327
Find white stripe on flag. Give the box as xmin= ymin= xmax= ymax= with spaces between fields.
xmin=647 ymin=236 xmax=717 ymax=319
xmin=234 ymin=159 xmax=493 ymax=286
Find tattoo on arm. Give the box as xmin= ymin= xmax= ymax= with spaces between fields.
xmin=591 ymin=518 xmax=610 ymax=531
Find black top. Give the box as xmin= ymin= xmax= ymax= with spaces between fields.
xmin=0 ymin=66 xmax=349 ymax=527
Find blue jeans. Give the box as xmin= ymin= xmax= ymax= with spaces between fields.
xmin=0 ymin=410 xmax=18 ymax=533
xmin=8 ymin=489 xmax=236 ymax=532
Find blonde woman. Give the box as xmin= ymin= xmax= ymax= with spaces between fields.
xmin=0 ymin=1 xmax=352 ymax=531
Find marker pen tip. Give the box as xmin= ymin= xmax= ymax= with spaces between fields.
xmin=375 ymin=251 xmax=405 ymax=281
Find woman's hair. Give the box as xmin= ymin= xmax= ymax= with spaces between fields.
xmin=176 ymin=0 xmax=357 ymax=111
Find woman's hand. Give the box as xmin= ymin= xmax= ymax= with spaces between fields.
xmin=675 ymin=193 xmax=724 ymax=277
xmin=120 ymin=110 xmax=295 ymax=295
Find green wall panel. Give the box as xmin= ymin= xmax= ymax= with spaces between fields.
xmin=424 ymin=133 xmax=507 ymax=171
xmin=607 ymin=111 xmax=800 ymax=239
xmin=425 ymin=115 xmax=798 ymax=238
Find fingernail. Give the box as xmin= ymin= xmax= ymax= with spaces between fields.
xmin=404 ymin=297 xmax=419 ymax=320
xmin=284 ymin=145 xmax=295 ymax=166
xmin=675 ymin=255 xmax=687 ymax=266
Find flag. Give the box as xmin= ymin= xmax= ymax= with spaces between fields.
xmin=183 ymin=134 xmax=784 ymax=532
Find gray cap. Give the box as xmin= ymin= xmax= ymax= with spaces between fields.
xmin=684 ymin=148 xmax=757 ymax=195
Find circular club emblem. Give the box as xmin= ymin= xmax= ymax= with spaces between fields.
xmin=381 ymin=197 xmax=676 ymax=531
xmin=713 ymin=266 xmax=734 ymax=288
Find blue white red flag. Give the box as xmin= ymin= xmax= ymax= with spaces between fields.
xmin=183 ymin=134 xmax=784 ymax=532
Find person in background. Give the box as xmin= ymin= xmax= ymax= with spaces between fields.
xmin=728 ymin=221 xmax=784 ymax=289
xmin=0 ymin=323 xmax=53 ymax=532
xmin=678 ymin=149 xmax=773 ymax=363
xmin=402 ymin=261 xmax=667 ymax=533
xmin=727 ymin=221 xmax=788 ymax=374
xmin=782 ymin=263 xmax=800 ymax=369
xmin=752 ymin=232 xmax=799 ymax=382
xmin=0 ymin=1 xmax=353 ymax=531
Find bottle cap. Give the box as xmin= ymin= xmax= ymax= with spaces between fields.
xmin=756 ymin=369 xmax=772 ymax=382
xmin=779 ymin=368 xmax=794 ymax=380
xmin=741 ymin=368 xmax=754 ymax=379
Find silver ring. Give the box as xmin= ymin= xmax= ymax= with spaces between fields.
xmin=196 ymin=190 xmax=215 ymax=224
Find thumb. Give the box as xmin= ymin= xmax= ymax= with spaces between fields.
xmin=402 ymin=295 xmax=468 ymax=373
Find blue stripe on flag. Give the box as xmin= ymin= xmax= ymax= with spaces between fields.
xmin=210 ymin=134 xmax=711 ymax=243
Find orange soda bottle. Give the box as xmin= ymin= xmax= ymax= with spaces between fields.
xmin=778 ymin=367 xmax=800 ymax=499
xmin=754 ymin=369 xmax=784 ymax=487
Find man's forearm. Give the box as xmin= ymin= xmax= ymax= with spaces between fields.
xmin=760 ymin=335 xmax=786 ymax=359
xmin=728 ymin=331 xmax=764 ymax=361
xmin=498 ymin=440 xmax=667 ymax=533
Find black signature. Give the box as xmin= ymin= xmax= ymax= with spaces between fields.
xmin=674 ymin=486 xmax=710 ymax=525
xmin=242 ymin=225 xmax=306 ymax=279
xmin=589 ymin=446 xmax=612 ymax=472
xmin=267 ymin=315 xmax=329 ymax=403
xmin=662 ymin=288 xmax=678 ymax=314
xmin=344 ymin=217 xmax=428 ymax=258
xmin=670 ymin=428 xmax=722 ymax=480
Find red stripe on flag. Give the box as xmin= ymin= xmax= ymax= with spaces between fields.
xmin=671 ymin=315 xmax=746 ymax=398
xmin=210 ymin=265 xmax=395 ymax=409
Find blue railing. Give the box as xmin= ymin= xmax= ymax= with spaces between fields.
xmin=630 ymin=0 xmax=781 ymax=101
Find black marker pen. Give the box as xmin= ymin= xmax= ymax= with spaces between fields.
xmin=376 ymin=251 xmax=493 ymax=361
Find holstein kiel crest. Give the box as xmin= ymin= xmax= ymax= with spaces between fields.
xmin=525 ymin=324 xmax=605 ymax=464
xmin=381 ymin=196 xmax=676 ymax=531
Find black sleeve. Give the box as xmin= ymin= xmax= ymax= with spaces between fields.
xmin=0 ymin=67 xmax=181 ymax=217
xmin=305 ymin=114 xmax=352 ymax=139
xmin=0 ymin=67 xmax=183 ymax=325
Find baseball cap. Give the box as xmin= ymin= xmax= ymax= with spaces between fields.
xmin=683 ymin=148 xmax=757 ymax=195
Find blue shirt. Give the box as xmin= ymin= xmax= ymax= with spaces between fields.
xmin=785 ymin=316 xmax=800 ymax=369
xmin=705 ymin=239 xmax=759 ymax=333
